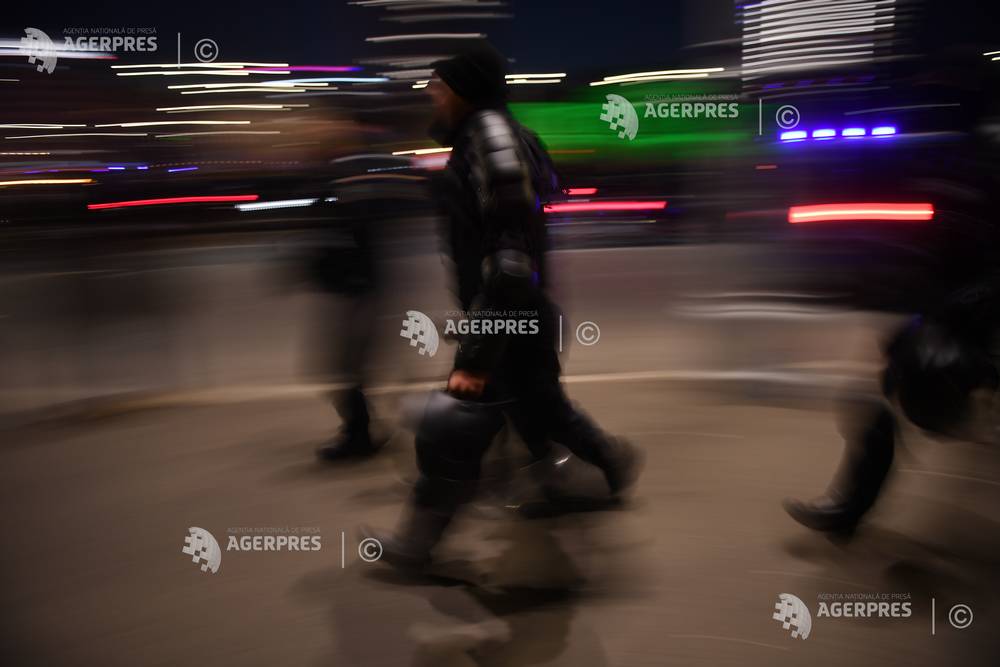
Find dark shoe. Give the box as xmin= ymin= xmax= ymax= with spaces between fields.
xmin=359 ymin=497 xmax=458 ymax=572
xmin=603 ymin=438 xmax=643 ymax=496
xmin=317 ymin=429 xmax=383 ymax=461
xmin=782 ymin=496 xmax=861 ymax=538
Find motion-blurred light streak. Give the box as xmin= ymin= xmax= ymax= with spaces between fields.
xmin=392 ymin=147 xmax=452 ymax=155
xmin=235 ymin=198 xmax=318 ymax=211
xmin=5 ymin=133 xmax=147 ymax=139
xmin=156 ymin=104 xmax=306 ymax=112
xmin=366 ymin=33 xmax=485 ymax=42
xmin=95 ymin=121 xmax=252 ymax=127
xmin=0 ymin=178 xmax=93 ymax=186
xmin=788 ymin=202 xmax=933 ymax=223
xmin=544 ymin=201 xmax=667 ymax=213
xmin=154 ymin=131 xmax=280 ymax=138
xmin=88 ymin=195 xmax=259 ymax=210
xmin=111 ymin=62 xmax=288 ymax=69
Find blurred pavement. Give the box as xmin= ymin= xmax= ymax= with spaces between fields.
xmin=2 ymin=381 xmax=999 ymax=666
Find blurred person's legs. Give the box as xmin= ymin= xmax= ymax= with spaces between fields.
xmin=502 ymin=301 xmax=642 ymax=496
xmin=367 ymin=391 xmax=502 ymax=568
xmin=318 ymin=295 xmax=386 ymax=460
xmin=505 ymin=354 xmax=643 ymax=497
xmin=370 ymin=333 xmax=641 ymax=569
xmin=784 ymin=317 xmax=997 ymax=536
xmin=783 ymin=398 xmax=896 ymax=536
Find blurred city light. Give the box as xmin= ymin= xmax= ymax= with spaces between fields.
xmin=87 ymin=194 xmax=259 ymax=210
xmin=544 ymin=200 xmax=668 ymax=213
xmin=788 ymin=202 xmax=935 ymax=223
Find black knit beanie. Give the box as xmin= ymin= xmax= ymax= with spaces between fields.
xmin=432 ymin=41 xmax=508 ymax=107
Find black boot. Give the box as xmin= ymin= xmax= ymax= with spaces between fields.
xmin=363 ymin=475 xmax=474 ymax=571
xmin=317 ymin=387 xmax=383 ymax=460
xmin=782 ymin=495 xmax=865 ymax=538
xmin=317 ymin=429 xmax=377 ymax=460
xmin=784 ymin=405 xmax=896 ymax=537
xmin=362 ymin=508 xmax=452 ymax=571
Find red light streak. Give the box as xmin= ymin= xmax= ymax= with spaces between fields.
xmin=788 ymin=203 xmax=933 ymax=223
xmin=544 ymin=200 xmax=667 ymax=213
xmin=88 ymin=194 xmax=259 ymax=210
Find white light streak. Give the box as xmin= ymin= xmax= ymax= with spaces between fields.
xmin=156 ymin=104 xmax=306 ymax=112
xmin=5 ymin=133 xmax=147 ymax=139
xmin=154 ymin=131 xmax=281 ymax=138
xmin=95 ymin=121 xmax=252 ymax=128
xmin=392 ymin=147 xmax=452 ymax=155
xmin=236 ymin=198 xmax=317 ymax=211
xmin=366 ymin=33 xmax=485 ymax=42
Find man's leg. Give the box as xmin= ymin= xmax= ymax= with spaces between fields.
xmin=783 ymin=399 xmax=896 ymax=535
xmin=318 ymin=386 xmax=374 ymax=459
xmin=374 ymin=461 xmax=479 ymax=569
xmin=512 ymin=363 xmax=642 ymax=496
xmin=318 ymin=296 xmax=382 ymax=459
xmin=368 ymin=394 xmax=504 ymax=568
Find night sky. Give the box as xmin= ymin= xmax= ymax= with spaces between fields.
xmin=2 ymin=0 xmax=711 ymax=72
xmin=3 ymin=1 xmax=998 ymax=78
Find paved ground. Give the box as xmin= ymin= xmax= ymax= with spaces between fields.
xmin=2 ymin=238 xmax=998 ymax=665
xmin=2 ymin=379 xmax=999 ymax=666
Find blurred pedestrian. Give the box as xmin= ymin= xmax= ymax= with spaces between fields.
xmin=366 ymin=41 xmax=642 ymax=569
xmin=784 ymin=49 xmax=1000 ymax=538
xmin=305 ymin=117 xmax=420 ymax=460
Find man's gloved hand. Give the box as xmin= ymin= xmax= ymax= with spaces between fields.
xmin=447 ymin=369 xmax=488 ymax=399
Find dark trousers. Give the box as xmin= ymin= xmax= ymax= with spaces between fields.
xmin=412 ymin=344 xmax=616 ymax=513
xmin=827 ymin=399 xmax=896 ymax=520
xmin=320 ymin=295 xmax=377 ymax=435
